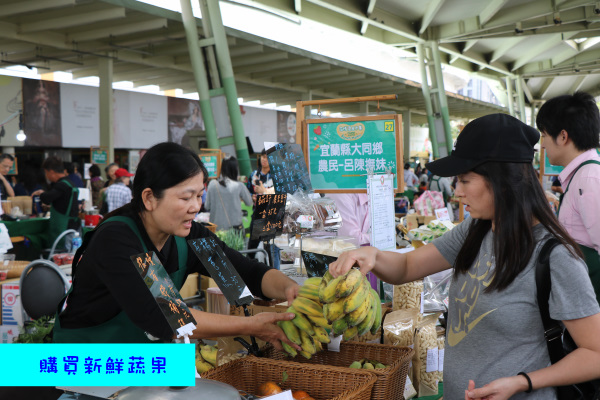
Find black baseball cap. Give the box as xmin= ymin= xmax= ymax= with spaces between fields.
xmin=426 ymin=113 xmax=540 ymax=177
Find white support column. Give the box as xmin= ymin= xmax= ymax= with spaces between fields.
xmin=98 ymin=57 xmax=114 ymax=164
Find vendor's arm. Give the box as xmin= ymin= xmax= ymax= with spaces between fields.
xmin=37 ymin=183 xmax=64 ymax=205
xmin=0 ymin=174 xmax=14 ymax=198
xmin=186 ymin=308 xmax=299 ymax=350
xmin=260 ymin=269 xmax=299 ymax=304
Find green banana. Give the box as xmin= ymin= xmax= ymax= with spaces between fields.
xmin=304 ymin=277 xmax=322 ymax=286
xmin=370 ymin=289 xmax=383 ymax=335
xmin=200 ymin=345 xmax=218 ymax=367
xmin=281 ymin=341 xmax=298 ymax=357
xmin=292 ymin=296 xmax=324 ymax=317
xmin=324 ymin=298 xmax=346 ymax=323
xmin=305 ymin=313 xmax=331 ymax=329
xmin=288 ymin=306 xmax=315 ymax=336
xmin=298 ymin=284 xmax=321 ymax=303
xmin=343 ymin=325 xmax=358 ymax=341
xmin=346 ymin=294 xmax=371 ymax=327
xmin=278 ymin=320 xmax=302 ymax=346
xmin=357 ymin=290 xmax=377 ymax=337
xmin=343 ymin=278 xmax=370 ymax=314
xmin=312 ymin=325 xmax=331 ymax=344
xmin=336 ymin=268 xmax=363 ymax=298
xmin=319 ymin=275 xmax=344 ymax=304
xmin=331 ymin=316 xmax=349 ymax=336
xmin=300 ymin=329 xmax=317 ymax=355
xmin=349 ymin=361 xmax=362 ymax=369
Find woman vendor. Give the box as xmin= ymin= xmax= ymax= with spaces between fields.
xmin=53 ymin=142 xmax=300 ymax=349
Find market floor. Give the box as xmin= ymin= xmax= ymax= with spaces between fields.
xmin=0 ymin=387 xmax=63 ymax=399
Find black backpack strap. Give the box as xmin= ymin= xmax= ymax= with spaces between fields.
xmin=535 ymin=237 xmax=565 ymax=364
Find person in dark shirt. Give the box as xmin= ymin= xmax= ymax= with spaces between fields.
xmin=64 ymin=161 xmax=85 ymax=188
xmin=53 ymin=142 xmax=299 ymax=347
xmin=0 ymin=154 xmax=15 ymax=201
xmin=31 ymin=157 xmax=80 ymax=248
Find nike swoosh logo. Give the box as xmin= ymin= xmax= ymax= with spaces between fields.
xmin=447 ymin=308 xmax=496 ymax=347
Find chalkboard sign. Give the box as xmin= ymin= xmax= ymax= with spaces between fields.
xmin=130 ymin=251 xmax=197 ymax=334
xmin=304 ymin=114 xmax=403 ymax=193
xmin=267 ymin=143 xmax=312 ymax=195
xmin=250 ymin=193 xmax=287 ymax=241
xmin=301 ymin=250 xmax=338 ymax=278
xmin=187 ymin=237 xmax=254 ymax=306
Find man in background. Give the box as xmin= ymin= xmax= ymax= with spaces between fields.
xmin=0 ymin=154 xmax=15 ymax=200
xmin=536 ymin=91 xmax=600 ymax=303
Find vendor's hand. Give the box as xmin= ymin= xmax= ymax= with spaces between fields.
xmin=465 ymin=376 xmax=526 ymax=400
xmin=249 ymin=312 xmax=301 ymax=351
xmin=254 ymin=181 xmax=265 ymax=194
xmin=31 ymin=189 xmax=44 ymax=197
xmin=328 ymin=247 xmax=379 ymax=278
xmin=284 ymin=283 xmax=300 ymax=305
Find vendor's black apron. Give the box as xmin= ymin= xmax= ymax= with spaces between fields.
xmin=558 ymin=160 xmax=600 ymax=305
xmin=46 ymin=179 xmax=79 ymax=248
xmin=53 ymin=216 xmax=189 ymax=343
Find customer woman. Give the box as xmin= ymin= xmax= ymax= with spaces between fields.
xmin=205 ymin=156 xmax=253 ymax=231
xmin=53 ymin=142 xmax=299 ymax=349
xmin=88 ymin=164 xmax=104 ymax=209
xmin=329 ymin=114 xmax=600 ymax=400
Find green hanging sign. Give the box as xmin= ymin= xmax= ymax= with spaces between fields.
xmin=304 ymin=114 xmax=403 ymax=192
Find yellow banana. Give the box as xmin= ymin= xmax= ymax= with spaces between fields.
xmin=300 ymin=329 xmax=317 ymax=355
xmin=357 ymin=291 xmax=377 ymax=337
xmin=343 ymin=325 xmax=358 ymax=341
xmin=331 ymin=316 xmax=348 ymax=336
xmin=305 ymin=313 xmax=331 ymax=329
xmin=278 ymin=320 xmax=302 ymax=346
xmin=370 ymin=289 xmax=383 ymax=335
xmin=319 ymin=275 xmax=343 ymax=304
xmin=346 ymin=295 xmax=370 ymax=327
xmin=323 ymin=270 xmax=333 ymax=284
xmin=312 ymin=325 xmax=331 ymax=344
xmin=195 ymin=357 xmax=214 ymax=374
xmin=304 ymin=277 xmax=322 ymax=286
xmin=288 ymin=306 xmax=315 ymax=336
xmin=298 ymin=284 xmax=321 ymax=303
xmin=292 ymin=296 xmax=324 ymax=317
xmin=313 ymin=339 xmax=323 ymax=351
xmin=324 ymin=298 xmax=346 ymax=323
xmin=336 ymin=268 xmax=363 ymax=298
xmin=343 ymin=278 xmax=370 ymax=314
xmin=200 ymin=345 xmax=218 ymax=366
xmin=299 ymin=350 xmax=313 ymax=359
xmin=281 ymin=341 xmax=298 ymax=357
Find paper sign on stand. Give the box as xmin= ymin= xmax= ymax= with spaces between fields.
xmin=434 ymin=208 xmax=450 ymax=221
xmin=368 ymin=174 xmax=396 ymax=250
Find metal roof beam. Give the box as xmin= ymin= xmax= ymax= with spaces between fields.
xmin=490 ymin=37 xmax=524 ymax=63
xmin=419 ymin=0 xmax=445 ymax=35
xmin=538 ymin=77 xmax=555 ymax=98
xmin=235 ymin=57 xmax=311 ymax=75
xmin=511 ymin=33 xmax=576 ymax=71
xmin=20 ymin=7 xmax=126 ymax=33
xmin=232 ymin=52 xmax=289 ymax=67
xmin=281 ymin=69 xmax=351 ymax=85
xmin=479 ymin=0 xmax=510 ymax=25
xmin=69 ymin=18 xmax=169 ymax=42
xmin=0 ymin=0 xmax=76 ymax=17
xmin=568 ymin=75 xmax=587 ymax=93
xmin=250 ymin=63 xmax=330 ymax=80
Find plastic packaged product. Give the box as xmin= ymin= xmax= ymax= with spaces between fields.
xmin=301 ymin=235 xmax=358 ymax=257
xmin=312 ymin=196 xmax=343 ymax=231
xmin=283 ymin=192 xmax=321 ymax=234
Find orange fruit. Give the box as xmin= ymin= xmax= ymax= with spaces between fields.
xmin=257 ymin=381 xmax=283 ymax=397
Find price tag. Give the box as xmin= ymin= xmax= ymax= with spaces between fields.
xmin=426 ymin=348 xmax=439 ymax=373
xmin=188 ymin=237 xmax=254 ymax=306
xmin=438 ymin=348 xmax=445 ymax=372
xmin=434 ymin=207 xmax=450 ymax=221
xmin=250 ymin=194 xmax=287 ymax=241
xmin=262 ymin=390 xmax=294 ymax=400
xmin=129 ymin=251 xmax=197 ymax=334
xmin=300 ymin=250 xmax=337 ymax=278
xmin=296 ymin=215 xmax=314 ymax=229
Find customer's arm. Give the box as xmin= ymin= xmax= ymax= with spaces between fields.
xmin=0 ymin=174 xmax=14 ymax=198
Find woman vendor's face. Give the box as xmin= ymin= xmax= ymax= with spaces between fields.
xmin=151 ymin=172 xmax=205 ymax=237
xmin=455 ymin=172 xmax=494 ymax=220
xmin=108 ymin=165 xmax=118 ymax=180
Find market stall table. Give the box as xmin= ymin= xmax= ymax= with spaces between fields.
xmin=2 ymin=217 xmax=49 ymax=260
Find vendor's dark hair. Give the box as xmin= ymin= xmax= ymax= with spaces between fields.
xmin=219 ymin=157 xmax=239 ymax=187
xmin=88 ymin=164 xmax=101 ymax=178
xmin=128 ymin=142 xmax=208 ymax=213
xmin=454 ymin=161 xmax=582 ymax=292
xmin=536 ymin=91 xmax=600 ymax=151
xmin=42 ymin=156 xmax=64 ymax=173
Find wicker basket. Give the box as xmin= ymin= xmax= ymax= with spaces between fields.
xmin=4 ymin=261 xmax=30 ymax=279
xmin=202 ymin=355 xmax=377 ymax=400
xmin=262 ymin=342 xmax=413 ymax=400
xmin=203 ymin=222 xmax=217 ymax=234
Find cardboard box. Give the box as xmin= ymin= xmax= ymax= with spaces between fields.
xmin=1 ymin=283 xmax=22 ymax=326
xmin=406 ymin=214 xmax=436 ymax=231
xmin=230 ymin=303 xmax=288 ymax=317
xmin=0 ymin=324 xmax=19 ymax=343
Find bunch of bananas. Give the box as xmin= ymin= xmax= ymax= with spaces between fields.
xmin=278 ymin=277 xmax=332 ymax=359
xmin=195 ymin=344 xmax=218 ymax=374
xmin=320 ymin=269 xmax=382 ymax=341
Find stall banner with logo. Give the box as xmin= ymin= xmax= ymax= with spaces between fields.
xmin=305 ymin=114 xmax=402 ymax=192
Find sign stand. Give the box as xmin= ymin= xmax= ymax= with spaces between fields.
xmin=199 ymin=148 xmax=223 ymax=180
